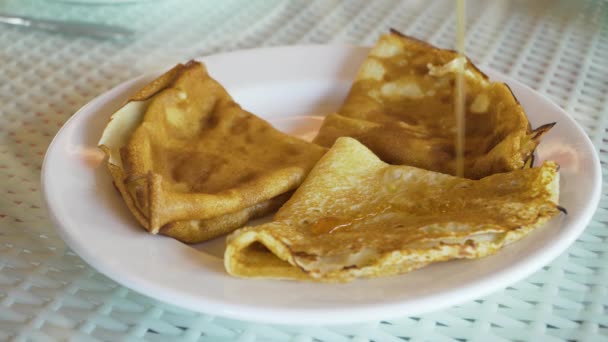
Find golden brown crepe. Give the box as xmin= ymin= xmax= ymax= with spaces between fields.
xmin=314 ymin=30 xmax=554 ymax=179
xmin=225 ymin=137 xmax=561 ymax=282
xmin=98 ymin=61 xmax=326 ymax=243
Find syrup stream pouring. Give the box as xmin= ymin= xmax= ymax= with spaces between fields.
xmin=455 ymin=0 xmax=466 ymax=177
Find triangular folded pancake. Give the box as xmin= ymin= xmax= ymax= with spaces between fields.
xmin=99 ymin=61 xmax=326 ymax=243
xmin=314 ymin=30 xmax=553 ymax=179
xmin=225 ymin=137 xmax=561 ymax=282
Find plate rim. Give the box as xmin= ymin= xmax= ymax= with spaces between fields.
xmin=41 ymin=44 xmax=603 ymax=325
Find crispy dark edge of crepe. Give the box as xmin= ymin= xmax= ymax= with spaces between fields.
xmin=522 ymin=122 xmax=556 ymax=170
xmin=532 ymin=122 xmax=556 ymax=139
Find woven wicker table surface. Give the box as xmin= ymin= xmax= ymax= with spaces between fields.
xmin=1 ymin=0 xmax=607 ymax=341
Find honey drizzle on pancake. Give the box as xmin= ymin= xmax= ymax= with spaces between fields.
xmin=455 ymin=0 xmax=466 ymax=177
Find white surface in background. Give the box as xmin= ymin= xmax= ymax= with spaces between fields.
xmin=2 ymin=0 xmax=607 ymax=340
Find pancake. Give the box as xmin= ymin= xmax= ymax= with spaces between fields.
xmin=225 ymin=137 xmax=561 ymax=282
xmin=98 ymin=61 xmax=326 ymax=243
xmin=314 ymin=30 xmax=554 ymax=179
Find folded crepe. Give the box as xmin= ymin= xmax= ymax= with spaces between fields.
xmin=314 ymin=30 xmax=554 ymax=179
xmin=98 ymin=61 xmax=326 ymax=243
xmin=225 ymin=137 xmax=561 ymax=282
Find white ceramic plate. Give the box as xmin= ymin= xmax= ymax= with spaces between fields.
xmin=42 ymin=45 xmax=602 ymax=325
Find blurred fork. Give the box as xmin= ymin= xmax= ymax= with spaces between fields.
xmin=0 ymin=13 xmax=134 ymax=40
